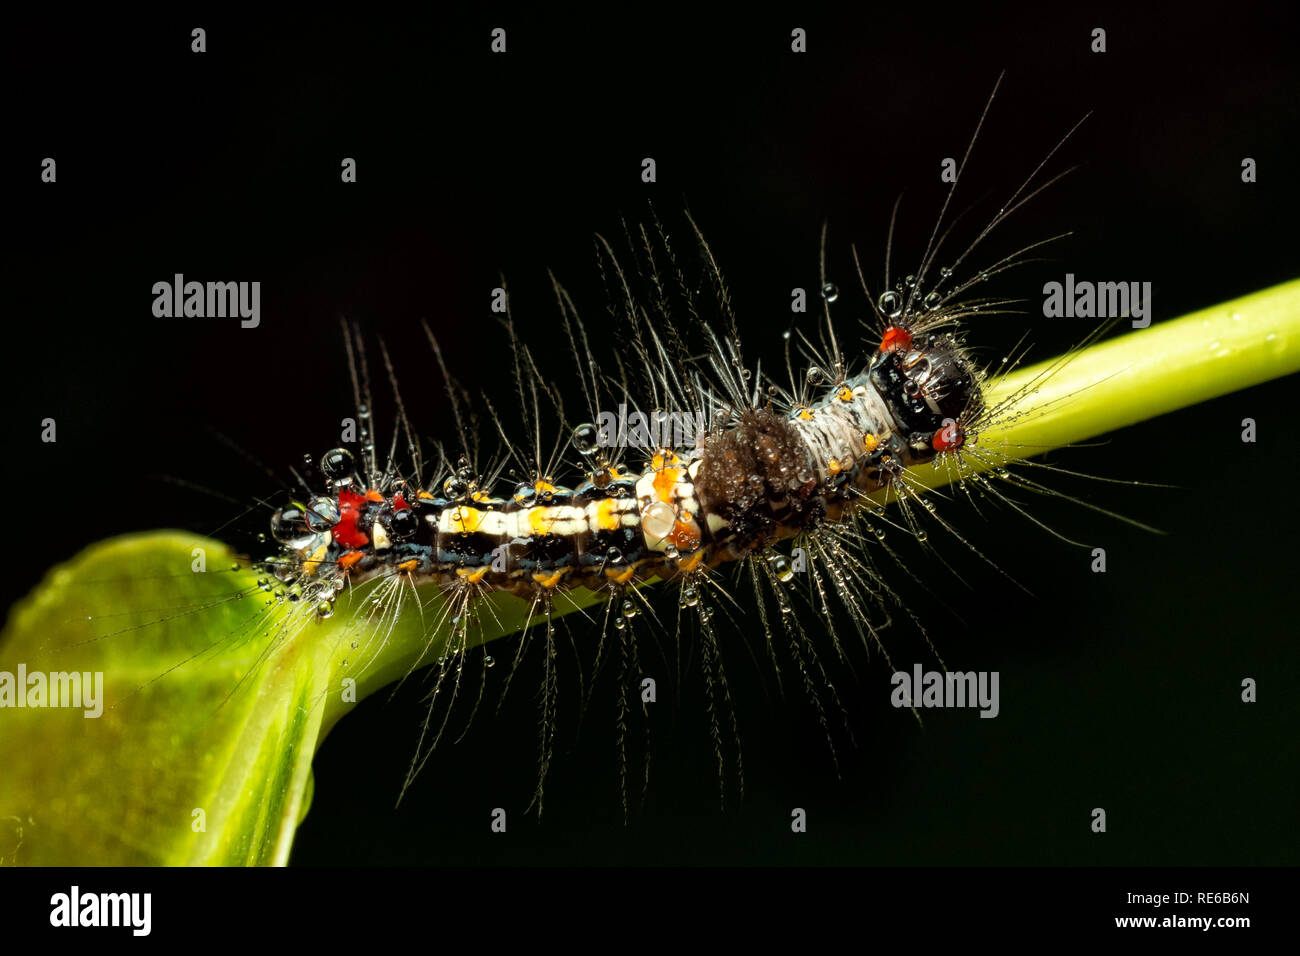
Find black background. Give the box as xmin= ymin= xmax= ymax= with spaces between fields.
xmin=5 ymin=7 xmax=1298 ymax=865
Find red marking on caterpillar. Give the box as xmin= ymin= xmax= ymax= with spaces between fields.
xmin=332 ymin=489 xmax=370 ymax=550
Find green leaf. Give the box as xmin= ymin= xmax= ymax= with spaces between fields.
xmin=1 ymin=279 xmax=1297 ymax=865
xmin=0 ymin=531 xmax=601 ymax=865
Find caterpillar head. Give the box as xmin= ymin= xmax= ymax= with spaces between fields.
xmin=870 ymin=325 xmax=983 ymax=462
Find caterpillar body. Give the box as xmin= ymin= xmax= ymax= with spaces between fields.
xmin=274 ymin=325 xmax=977 ymax=603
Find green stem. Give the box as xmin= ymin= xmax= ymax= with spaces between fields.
xmin=2 ymin=279 xmax=1297 ymax=865
xmin=904 ymin=278 xmax=1300 ymax=492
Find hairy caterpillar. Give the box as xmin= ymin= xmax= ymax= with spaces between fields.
xmin=78 ymin=78 xmax=1118 ymax=823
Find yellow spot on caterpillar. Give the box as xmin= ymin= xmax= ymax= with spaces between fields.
xmin=532 ymin=569 xmax=568 ymax=589
xmin=828 ymin=459 xmax=842 ymax=476
xmin=797 ymin=407 xmax=815 ymax=421
xmin=301 ymin=543 xmax=329 ymax=576
xmin=605 ymin=566 xmax=636 ymax=584
xmin=528 ymin=507 xmax=558 ymax=535
xmin=650 ymin=450 xmax=680 ymax=471
xmin=595 ymin=497 xmax=621 ymax=531
xmin=836 ymin=385 xmax=853 ymax=402
xmin=863 ymin=433 xmax=880 ymax=452
xmin=451 ymin=506 xmax=483 ymax=533
xmin=676 ymin=550 xmax=705 ymax=572
xmin=456 ymin=566 xmax=490 ymax=583
xmin=417 ymin=490 xmax=436 ymax=500
xmin=396 ymin=559 xmax=418 ymax=573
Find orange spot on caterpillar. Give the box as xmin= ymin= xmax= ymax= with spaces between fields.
xmin=670 ymin=514 xmax=702 ymax=552
xmin=880 ymin=325 xmax=912 ymax=352
xmin=652 ymin=466 xmax=681 ymax=501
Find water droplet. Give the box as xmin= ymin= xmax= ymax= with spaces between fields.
xmin=979 ymin=271 xmax=989 ymax=282
xmin=315 ymin=602 xmax=334 ymax=619
xmin=270 ymin=505 xmax=311 ymax=543
xmin=820 ymin=282 xmax=839 ymax=303
xmin=680 ymin=584 xmax=700 ymax=608
xmin=385 ymin=507 xmax=419 ymax=541
xmin=806 ymin=365 xmax=829 ymax=387
xmin=904 ymin=274 xmax=916 ymax=288
xmin=306 ymin=496 xmax=340 ymax=531
xmin=444 ymin=475 xmax=469 ymax=498
xmin=923 ymin=291 xmax=941 ymax=311
xmin=640 ymin=501 xmax=678 ymax=545
xmin=571 ymin=423 xmax=600 ymax=456
xmin=320 ymin=447 xmax=355 ymax=482
xmin=485 ymin=654 xmax=495 ymax=668
xmin=621 ymin=599 xmax=638 ymax=619
xmin=939 ymin=266 xmax=953 ymax=279
xmin=878 ymin=290 xmax=903 ymax=319
xmin=772 ymin=555 xmax=794 ymax=583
